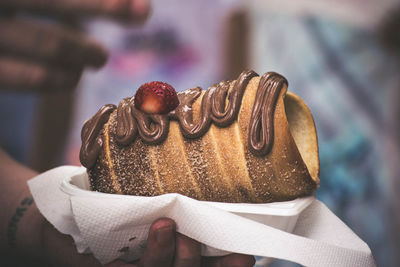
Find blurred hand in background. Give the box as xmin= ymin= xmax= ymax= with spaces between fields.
xmin=0 ymin=0 xmax=151 ymax=172
xmin=0 ymin=0 xmax=150 ymax=92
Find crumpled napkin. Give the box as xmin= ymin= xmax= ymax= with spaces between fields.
xmin=28 ymin=166 xmax=375 ymax=267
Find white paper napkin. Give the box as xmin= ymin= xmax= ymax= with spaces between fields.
xmin=28 ymin=166 xmax=376 ymax=267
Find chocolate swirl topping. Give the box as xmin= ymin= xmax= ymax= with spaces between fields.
xmin=80 ymin=70 xmax=288 ymax=168
xmin=170 ymin=69 xmax=258 ymax=138
xmin=115 ymin=97 xmax=169 ymax=145
xmin=249 ymin=72 xmax=288 ymax=156
xmin=80 ymin=104 xmax=116 ymax=168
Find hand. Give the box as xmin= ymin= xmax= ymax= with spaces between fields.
xmin=0 ymin=151 xmax=255 ymax=267
xmin=41 ymin=217 xmax=256 ymax=267
xmin=0 ymin=0 xmax=150 ymax=92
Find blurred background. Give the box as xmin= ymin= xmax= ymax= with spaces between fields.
xmin=1 ymin=0 xmax=399 ymax=266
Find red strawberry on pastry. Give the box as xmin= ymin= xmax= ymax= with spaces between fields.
xmin=134 ymin=81 xmax=179 ymax=114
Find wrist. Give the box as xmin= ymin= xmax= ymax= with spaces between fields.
xmin=0 ymin=149 xmax=45 ymax=260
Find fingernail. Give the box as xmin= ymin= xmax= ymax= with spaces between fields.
xmin=156 ymin=226 xmax=173 ymax=245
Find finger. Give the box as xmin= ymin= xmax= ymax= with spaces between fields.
xmin=0 ymin=18 xmax=107 ymax=69
xmin=0 ymin=57 xmax=82 ymax=92
xmin=139 ymin=218 xmax=176 ymax=267
xmin=173 ymin=233 xmax=201 ymax=267
xmin=0 ymin=0 xmax=150 ymax=22
xmin=202 ymin=253 xmax=256 ymax=267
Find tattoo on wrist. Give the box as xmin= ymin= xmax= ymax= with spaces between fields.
xmin=7 ymin=196 xmax=34 ymax=248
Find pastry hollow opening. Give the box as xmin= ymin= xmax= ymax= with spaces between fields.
xmin=284 ymin=92 xmax=320 ymax=184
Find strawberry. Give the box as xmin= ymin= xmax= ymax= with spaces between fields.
xmin=134 ymin=81 xmax=179 ymax=114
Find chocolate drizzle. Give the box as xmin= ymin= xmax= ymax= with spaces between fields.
xmin=80 ymin=104 xmax=116 ymax=168
xmin=249 ymin=72 xmax=288 ymax=156
xmin=115 ymin=97 xmax=169 ymax=145
xmin=80 ymin=70 xmax=288 ymax=168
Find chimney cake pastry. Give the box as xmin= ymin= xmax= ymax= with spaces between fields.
xmin=80 ymin=70 xmax=319 ymax=203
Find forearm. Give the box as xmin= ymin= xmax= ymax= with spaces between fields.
xmin=0 ymin=148 xmax=45 ymax=260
